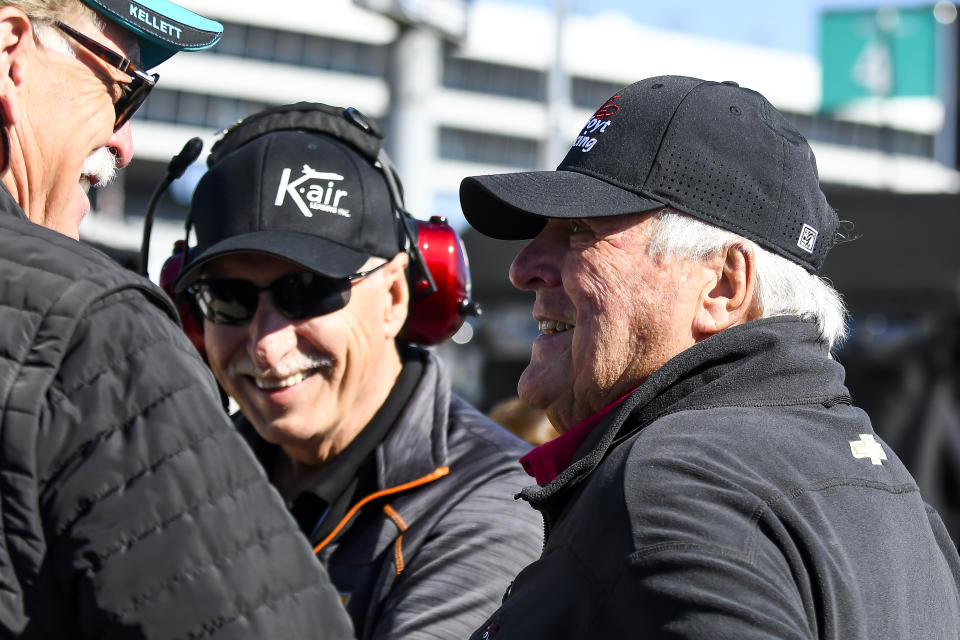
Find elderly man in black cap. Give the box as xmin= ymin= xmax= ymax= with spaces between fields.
xmin=459 ymin=76 xmax=960 ymax=639
xmin=172 ymin=102 xmax=541 ymax=640
xmin=0 ymin=2 xmax=352 ymax=638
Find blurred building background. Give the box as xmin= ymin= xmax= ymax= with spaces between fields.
xmin=83 ymin=0 xmax=960 ymax=536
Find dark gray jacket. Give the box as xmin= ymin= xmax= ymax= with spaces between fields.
xmin=0 ymin=187 xmax=353 ymax=639
xmin=244 ymin=349 xmax=543 ymax=640
xmin=471 ymin=317 xmax=960 ymax=639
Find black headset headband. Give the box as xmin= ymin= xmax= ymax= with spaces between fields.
xmin=194 ymin=102 xmax=434 ymax=292
xmin=209 ymin=103 xmax=382 ymax=166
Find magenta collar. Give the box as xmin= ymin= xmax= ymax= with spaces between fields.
xmin=519 ymin=390 xmax=635 ymax=485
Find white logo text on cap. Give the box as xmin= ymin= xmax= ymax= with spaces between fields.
xmin=129 ymin=4 xmax=183 ymax=39
xmin=275 ymin=165 xmax=351 ymax=218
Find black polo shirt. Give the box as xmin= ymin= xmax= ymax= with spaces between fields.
xmin=238 ymin=346 xmax=426 ymax=546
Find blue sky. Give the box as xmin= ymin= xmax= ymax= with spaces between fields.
xmin=504 ymin=0 xmax=933 ymax=55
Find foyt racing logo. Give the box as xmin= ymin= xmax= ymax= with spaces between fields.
xmin=572 ymin=94 xmax=619 ymax=153
xmin=274 ymin=165 xmax=352 ymax=218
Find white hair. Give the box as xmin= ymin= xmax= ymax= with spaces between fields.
xmin=0 ymin=0 xmax=88 ymax=22
xmin=32 ymin=22 xmax=74 ymax=55
xmin=647 ymin=208 xmax=848 ymax=351
xmin=28 ymin=4 xmax=105 ymax=56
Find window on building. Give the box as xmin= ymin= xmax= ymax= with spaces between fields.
xmin=571 ymin=77 xmax=625 ymax=109
xmin=439 ymin=127 xmax=538 ymax=168
xmin=245 ymin=26 xmax=276 ymax=60
xmin=443 ymin=57 xmax=545 ymax=101
xmin=275 ymin=31 xmax=304 ymax=65
xmin=206 ymin=20 xmax=388 ymax=77
xmin=302 ymin=37 xmax=333 ymax=68
xmin=788 ymin=111 xmax=934 ymax=158
xmin=135 ymin=88 xmax=272 ymax=131
xmin=177 ymin=93 xmax=210 ymax=128
xmin=216 ymin=23 xmax=248 ymax=56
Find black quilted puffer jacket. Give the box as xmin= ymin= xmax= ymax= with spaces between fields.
xmin=0 ymin=186 xmax=353 ymax=639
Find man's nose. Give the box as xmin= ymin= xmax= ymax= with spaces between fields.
xmin=108 ymin=121 xmax=134 ymax=169
xmin=509 ymin=228 xmax=563 ymax=291
xmin=248 ymin=294 xmax=297 ymax=369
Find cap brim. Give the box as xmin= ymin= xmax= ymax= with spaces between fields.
xmin=459 ymin=170 xmax=667 ymax=240
xmin=83 ymin=0 xmax=223 ymax=69
xmin=173 ymin=231 xmax=370 ymax=293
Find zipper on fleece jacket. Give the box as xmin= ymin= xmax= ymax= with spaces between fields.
xmin=312 ymin=466 xmax=450 ymax=554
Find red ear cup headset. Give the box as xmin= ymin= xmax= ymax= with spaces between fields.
xmin=141 ymin=103 xmax=480 ymax=355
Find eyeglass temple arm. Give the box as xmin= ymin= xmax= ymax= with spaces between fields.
xmin=377 ymin=149 xmax=437 ymax=295
xmin=55 ymin=21 xmax=134 ymax=73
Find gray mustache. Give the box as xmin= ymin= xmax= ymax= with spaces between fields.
xmin=82 ymin=147 xmax=118 ymax=186
xmin=229 ymin=352 xmax=334 ymax=379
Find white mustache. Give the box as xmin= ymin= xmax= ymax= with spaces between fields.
xmin=229 ymin=352 xmax=333 ymax=381
xmin=81 ymin=147 xmax=118 ymax=186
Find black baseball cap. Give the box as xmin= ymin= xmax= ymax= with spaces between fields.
xmin=460 ymin=75 xmax=838 ymax=272
xmin=80 ymin=0 xmax=223 ymax=69
xmin=173 ymin=129 xmax=399 ymax=292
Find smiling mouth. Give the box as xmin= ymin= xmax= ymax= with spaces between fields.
xmin=80 ymin=172 xmax=103 ymax=193
xmin=252 ymin=367 xmax=323 ymax=390
xmin=539 ymin=320 xmax=574 ymax=334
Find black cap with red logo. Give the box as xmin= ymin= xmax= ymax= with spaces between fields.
xmin=460 ymin=75 xmax=839 ymax=273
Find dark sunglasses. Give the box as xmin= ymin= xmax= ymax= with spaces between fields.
xmin=52 ymin=21 xmax=159 ymax=131
xmin=188 ymin=263 xmax=388 ymax=325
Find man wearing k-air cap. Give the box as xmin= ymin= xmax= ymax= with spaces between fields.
xmin=0 ymin=0 xmax=352 ymax=637
xmin=171 ymin=102 xmax=542 ymax=639
xmin=460 ymin=75 xmax=960 ymax=639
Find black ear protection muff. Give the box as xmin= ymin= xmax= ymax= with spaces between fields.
xmin=141 ymin=102 xmax=480 ymax=355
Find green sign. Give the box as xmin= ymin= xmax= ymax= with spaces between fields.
xmin=821 ymin=6 xmax=943 ymax=110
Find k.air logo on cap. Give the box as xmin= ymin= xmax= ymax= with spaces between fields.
xmin=129 ymin=2 xmax=183 ymax=40
xmin=797 ymin=223 xmax=818 ymax=254
xmin=571 ymin=95 xmax=619 ymax=153
xmin=274 ymin=165 xmax=352 ymax=219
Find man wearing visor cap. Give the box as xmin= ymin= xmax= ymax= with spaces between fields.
xmin=460 ymin=75 xmax=960 ymax=639
xmin=0 ymin=1 xmax=352 ymax=637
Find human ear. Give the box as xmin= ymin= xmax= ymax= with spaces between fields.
xmin=0 ymin=8 xmax=32 ymax=129
xmin=693 ymin=242 xmax=757 ymax=339
xmin=383 ymin=252 xmax=411 ymax=339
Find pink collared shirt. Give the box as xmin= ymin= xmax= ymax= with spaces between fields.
xmin=519 ymin=390 xmax=636 ymax=485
